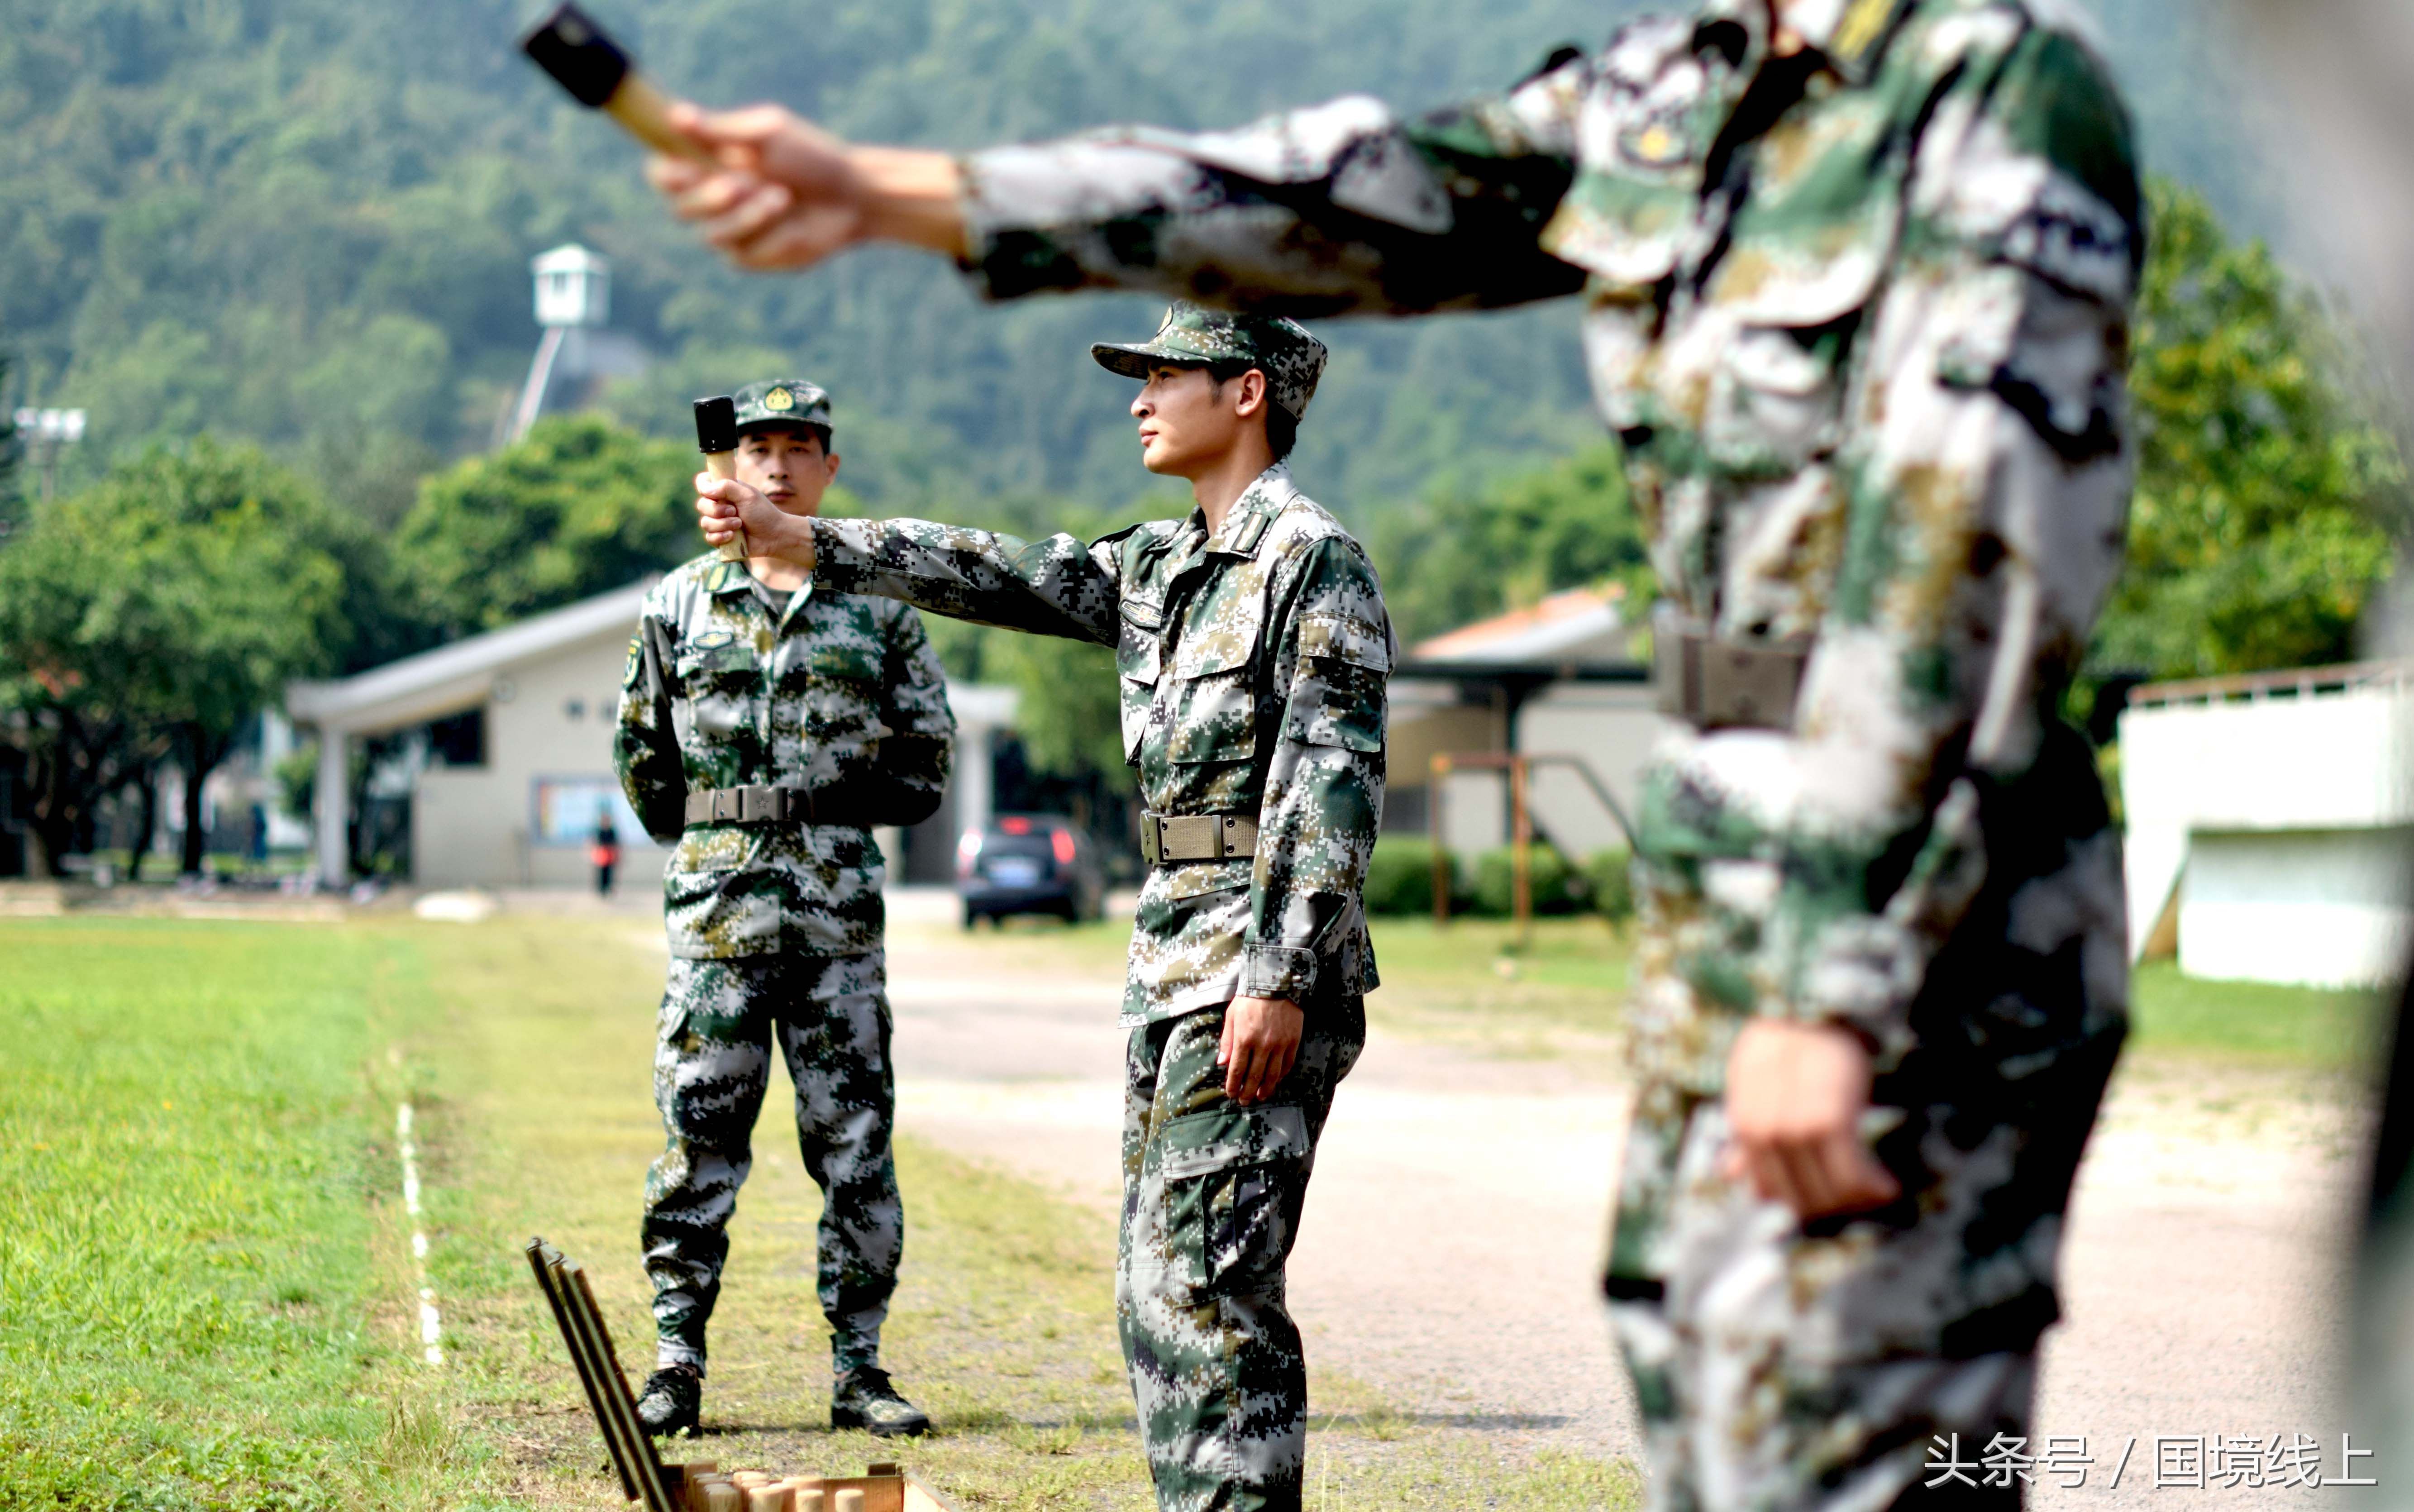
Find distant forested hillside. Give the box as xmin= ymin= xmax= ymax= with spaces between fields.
xmin=0 ymin=0 xmax=2290 ymax=521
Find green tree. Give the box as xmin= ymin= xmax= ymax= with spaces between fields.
xmin=0 ymin=441 xmax=348 ymax=874
xmin=393 ymin=415 xmax=697 ymax=638
xmin=992 ymin=633 xmax=1131 ymax=796
xmin=2092 ymin=182 xmax=2405 ymax=679
xmin=1374 ymin=438 xmax=1653 ymax=645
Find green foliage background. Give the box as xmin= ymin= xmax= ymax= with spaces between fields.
xmin=0 ymin=0 xmax=2405 ymax=853
xmin=0 ymin=0 xmax=2346 ymax=517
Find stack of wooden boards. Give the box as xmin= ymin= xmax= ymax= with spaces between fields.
xmin=524 ymin=1238 xmax=958 ymax=1512
xmin=667 ymin=1462 xmax=945 ymax=1511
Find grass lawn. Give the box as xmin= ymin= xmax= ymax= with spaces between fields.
xmin=0 ymin=919 xmax=452 ymax=1508
xmin=2126 ymin=960 xmax=2383 ymax=1070
xmin=3 ymin=902 xmax=2374 ymax=1510
xmin=0 ymin=913 xmax=1635 ymax=1511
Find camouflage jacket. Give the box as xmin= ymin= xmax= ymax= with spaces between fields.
xmin=616 ymin=554 xmax=955 ymax=960
xmin=811 ymin=465 xmax=1390 ymax=1024
xmin=954 ymin=0 xmax=2139 ymax=1078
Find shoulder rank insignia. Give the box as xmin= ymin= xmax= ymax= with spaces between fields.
xmin=624 ymin=635 xmax=642 ymax=690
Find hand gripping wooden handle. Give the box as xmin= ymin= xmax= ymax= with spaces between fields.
xmin=693 ymin=396 xmax=748 ymax=563
xmin=701 ymin=449 xmax=747 ymax=563
xmin=521 ymin=5 xmax=712 ymax=163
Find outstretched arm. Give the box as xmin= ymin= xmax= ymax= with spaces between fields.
xmin=695 ymin=473 xmax=1131 ymax=644
xmin=647 ymin=60 xmax=1590 ymax=314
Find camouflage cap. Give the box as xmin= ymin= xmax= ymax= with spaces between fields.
xmin=730 ymin=378 xmax=833 ymax=435
xmin=1091 ymin=303 xmax=1327 ymax=421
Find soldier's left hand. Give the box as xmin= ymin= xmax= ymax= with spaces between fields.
xmin=1720 ymin=1018 xmax=1902 ymax=1220
xmin=1220 ymin=997 xmax=1303 ymax=1105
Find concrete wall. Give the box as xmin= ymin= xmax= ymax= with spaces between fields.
xmin=1519 ymin=682 xmax=1667 ymax=857
xmin=2179 ymin=827 xmax=2413 ymax=988
xmin=2121 ymin=676 xmax=2414 ymax=987
xmin=412 ymin=627 xmax=665 ymax=891
xmin=1383 ymin=677 xmax=1665 ymax=861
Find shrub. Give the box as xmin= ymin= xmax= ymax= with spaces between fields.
xmin=1363 ymin=836 xmax=1449 ymax=916
xmin=1586 ymin=847 xmax=1635 ymax=923
xmin=1470 ymin=844 xmax=1586 ymax=917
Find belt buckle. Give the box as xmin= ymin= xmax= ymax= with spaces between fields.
xmin=710 ymin=789 xmax=737 ymax=823
xmin=1140 ymin=814 xmax=1162 ymax=866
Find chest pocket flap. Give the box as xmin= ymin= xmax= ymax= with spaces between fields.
xmin=810 ymin=640 xmax=881 ymax=684
xmin=1166 ymin=584 xmax=1265 ymax=766
xmin=1117 ymin=598 xmax=1164 ymax=763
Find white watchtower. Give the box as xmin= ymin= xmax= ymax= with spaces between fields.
xmin=506 ymin=243 xmax=647 ymax=444
xmin=532 ymin=243 xmax=611 ymax=328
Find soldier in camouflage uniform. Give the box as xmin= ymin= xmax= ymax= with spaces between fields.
xmin=652 ymin=0 xmax=2142 ymax=1505
xmin=694 ymin=308 xmax=1390 ymax=1512
xmin=616 ymin=378 xmax=955 ymax=1440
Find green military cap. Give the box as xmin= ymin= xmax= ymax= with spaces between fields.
xmin=1091 ymin=302 xmax=1327 ymax=422
xmin=730 ymin=377 xmax=833 ymax=435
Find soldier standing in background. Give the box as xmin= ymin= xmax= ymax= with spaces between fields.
xmin=696 ymin=307 xmax=1389 ymax=1512
xmin=615 ymin=378 xmax=955 ymax=1440
xmin=650 ymin=0 xmax=2144 ymax=1505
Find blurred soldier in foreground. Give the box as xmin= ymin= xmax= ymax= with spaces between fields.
xmin=652 ymin=0 xmax=2141 ymax=1502
xmin=696 ymin=306 xmax=1389 ymax=1512
xmin=615 ymin=378 xmax=954 ymax=1440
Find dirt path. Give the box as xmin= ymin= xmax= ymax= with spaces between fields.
xmin=880 ymin=898 xmax=2365 ymax=1500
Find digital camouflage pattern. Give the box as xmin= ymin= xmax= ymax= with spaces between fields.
xmin=811 ymin=458 xmax=1387 ymax=1509
xmin=730 ymin=377 xmax=834 ymax=435
xmin=1119 ymin=997 xmax=1364 ymax=1512
xmin=642 ymin=952 xmax=902 ymax=1378
xmin=1090 ymin=303 xmax=1328 ymax=421
xmin=616 ymin=553 xmax=954 ymax=959
xmin=810 ymin=463 xmax=1392 ymax=1023
xmin=951 ymin=0 xmax=2140 ymax=1505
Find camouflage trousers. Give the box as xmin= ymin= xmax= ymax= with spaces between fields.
xmin=642 ymin=952 xmax=902 ymax=1378
xmin=1119 ymin=997 xmax=1365 ymax=1512
xmin=1607 ymin=785 xmax=2128 ymax=1511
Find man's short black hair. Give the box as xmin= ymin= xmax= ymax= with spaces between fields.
xmin=1204 ymin=358 xmax=1298 ymax=462
xmin=739 ymin=421 xmax=834 ymax=454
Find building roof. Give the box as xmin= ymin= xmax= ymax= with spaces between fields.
xmin=287 ymin=576 xmax=1023 ymax=736
xmin=1410 ymin=586 xmax=1629 ymax=666
xmin=288 ymin=581 xmax=656 ymax=736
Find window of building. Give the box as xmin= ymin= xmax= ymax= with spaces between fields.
xmin=429 ymin=707 xmax=487 ymax=768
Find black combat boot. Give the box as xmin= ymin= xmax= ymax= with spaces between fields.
xmin=635 ymin=1362 xmax=702 ymax=1438
xmin=831 ymin=1365 xmax=930 ymax=1438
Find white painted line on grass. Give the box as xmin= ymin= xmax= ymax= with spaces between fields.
xmin=396 ymin=1102 xmax=444 ymax=1365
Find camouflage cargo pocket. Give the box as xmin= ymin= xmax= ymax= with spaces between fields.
xmin=1156 ymin=1103 xmax=1313 ymax=1296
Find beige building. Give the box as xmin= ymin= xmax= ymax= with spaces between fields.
xmin=1388 ymin=587 xmax=1666 ymax=861
xmin=286 ymin=581 xmax=1016 ymax=890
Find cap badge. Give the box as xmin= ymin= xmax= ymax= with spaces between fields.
xmin=764 ymin=386 xmax=794 ymax=412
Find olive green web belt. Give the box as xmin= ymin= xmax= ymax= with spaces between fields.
xmin=1138 ymin=812 xmax=1259 ymax=866
xmin=1654 ymin=624 xmax=1810 ymax=731
xmin=682 ymin=783 xmax=830 ymax=826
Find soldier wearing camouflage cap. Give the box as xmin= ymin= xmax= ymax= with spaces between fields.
xmin=616 ymin=376 xmax=953 ymax=1441
xmin=694 ymin=305 xmax=1389 ymax=1512
xmin=656 ymin=0 xmax=2147 ymax=1505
